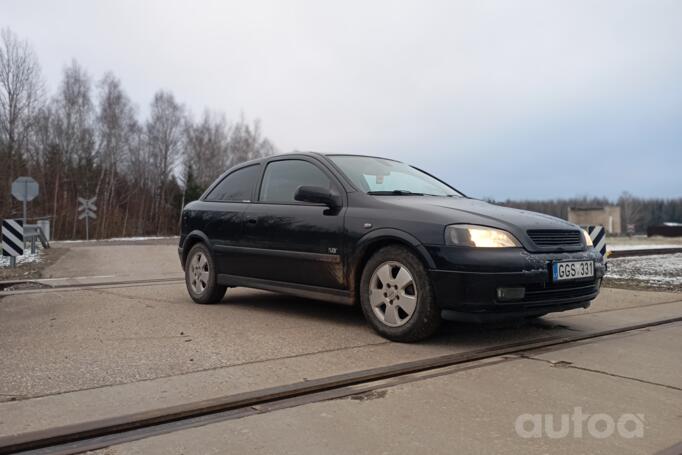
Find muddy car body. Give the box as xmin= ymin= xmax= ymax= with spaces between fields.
xmin=180 ymin=153 xmax=605 ymax=341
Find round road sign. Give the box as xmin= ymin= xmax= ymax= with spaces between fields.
xmin=11 ymin=176 xmax=39 ymax=202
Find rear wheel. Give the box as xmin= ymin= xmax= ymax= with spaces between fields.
xmin=185 ymin=243 xmax=227 ymax=304
xmin=360 ymin=245 xmax=441 ymax=342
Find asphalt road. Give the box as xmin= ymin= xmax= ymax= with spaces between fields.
xmin=0 ymin=242 xmax=680 ymax=454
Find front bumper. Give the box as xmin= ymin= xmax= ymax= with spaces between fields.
xmin=425 ymin=246 xmax=605 ymax=321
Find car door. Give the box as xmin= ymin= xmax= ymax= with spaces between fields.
xmin=239 ymin=157 xmax=346 ymax=289
xmin=201 ymin=163 xmax=260 ymax=275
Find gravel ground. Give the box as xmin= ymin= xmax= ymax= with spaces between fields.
xmin=604 ymin=253 xmax=682 ymax=293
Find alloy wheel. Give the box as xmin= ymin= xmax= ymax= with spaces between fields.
xmin=189 ymin=251 xmax=210 ymax=294
xmin=369 ymin=261 xmax=418 ymax=327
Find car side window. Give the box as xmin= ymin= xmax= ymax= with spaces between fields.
xmin=205 ymin=165 xmax=260 ymax=202
xmin=260 ymin=160 xmax=332 ymax=203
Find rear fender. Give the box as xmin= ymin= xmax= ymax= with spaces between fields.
xmin=180 ymin=230 xmax=213 ymax=268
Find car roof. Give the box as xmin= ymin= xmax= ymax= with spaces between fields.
xmin=231 ymin=151 xmax=324 ymax=167
xmin=302 ymin=152 xmax=403 ymax=163
xmin=233 ymin=151 xmax=404 ymax=168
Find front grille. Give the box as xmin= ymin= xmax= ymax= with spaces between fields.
xmin=522 ymin=281 xmax=598 ymax=304
xmin=527 ymin=229 xmax=581 ymax=247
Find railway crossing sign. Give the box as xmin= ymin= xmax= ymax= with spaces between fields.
xmin=11 ymin=177 xmax=39 ymax=225
xmin=78 ymin=197 xmax=97 ymax=240
xmin=2 ymin=219 xmax=24 ymax=267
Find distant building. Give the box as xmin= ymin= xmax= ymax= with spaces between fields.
xmin=567 ymin=206 xmax=622 ymax=234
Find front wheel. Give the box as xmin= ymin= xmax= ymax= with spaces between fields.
xmin=185 ymin=243 xmax=227 ymax=304
xmin=359 ymin=245 xmax=441 ymax=342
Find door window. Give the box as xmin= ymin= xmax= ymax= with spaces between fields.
xmin=260 ymin=160 xmax=332 ymax=203
xmin=205 ymin=165 xmax=260 ymax=202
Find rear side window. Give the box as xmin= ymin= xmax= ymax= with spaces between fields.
xmin=260 ymin=160 xmax=332 ymax=203
xmin=205 ymin=165 xmax=260 ymax=202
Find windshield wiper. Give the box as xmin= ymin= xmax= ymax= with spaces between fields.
xmin=367 ymin=190 xmax=425 ymax=196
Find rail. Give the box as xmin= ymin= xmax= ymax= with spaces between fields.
xmin=0 ymin=317 xmax=680 ymax=455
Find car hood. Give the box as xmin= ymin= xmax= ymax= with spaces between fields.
xmin=376 ymin=196 xmax=583 ymax=251
xmin=429 ymin=197 xmax=574 ymax=229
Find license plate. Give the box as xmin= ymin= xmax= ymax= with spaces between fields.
xmin=552 ymin=260 xmax=594 ymax=282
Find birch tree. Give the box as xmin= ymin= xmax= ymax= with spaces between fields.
xmin=146 ymin=90 xmax=184 ymax=232
xmin=0 ymin=27 xmax=44 ymax=211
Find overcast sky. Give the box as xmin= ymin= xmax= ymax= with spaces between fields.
xmin=3 ymin=0 xmax=681 ymax=199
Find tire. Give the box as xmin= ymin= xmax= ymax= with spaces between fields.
xmin=359 ymin=245 xmax=441 ymax=342
xmin=185 ymin=243 xmax=227 ymax=304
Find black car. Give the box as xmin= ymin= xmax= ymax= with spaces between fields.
xmin=179 ymin=153 xmax=604 ymax=341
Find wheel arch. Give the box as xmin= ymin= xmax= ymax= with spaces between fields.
xmin=181 ymin=230 xmax=212 ymax=268
xmin=349 ymin=229 xmax=435 ymax=304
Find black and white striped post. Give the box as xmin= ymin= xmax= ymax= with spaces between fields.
xmin=585 ymin=225 xmax=607 ymax=259
xmin=2 ymin=219 xmax=24 ymax=268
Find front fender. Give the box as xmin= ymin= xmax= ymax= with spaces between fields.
xmin=347 ymin=227 xmax=437 ymax=297
xmin=344 ymin=228 xmax=437 ymax=303
xmin=352 ymin=228 xmax=436 ymax=269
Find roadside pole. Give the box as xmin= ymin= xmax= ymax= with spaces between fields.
xmin=23 ymin=185 xmax=28 ymax=227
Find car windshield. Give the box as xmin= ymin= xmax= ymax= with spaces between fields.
xmin=329 ymin=155 xmax=462 ymax=197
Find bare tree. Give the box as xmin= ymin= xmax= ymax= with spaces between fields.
xmin=0 ymin=27 xmax=280 ymax=239
xmin=47 ymin=61 xmax=96 ymax=237
xmin=53 ymin=60 xmax=95 ymax=168
xmin=0 ymin=27 xmax=44 ymax=209
xmin=146 ymin=90 xmax=185 ymax=233
xmin=95 ymin=72 xmax=137 ymax=237
xmin=226 ymin=115 xmax=275 ymax=168
xmin=618 ymin=191 xmax=644 ymax=231
xmin=184 ymin=109 xmax=230 ymax=188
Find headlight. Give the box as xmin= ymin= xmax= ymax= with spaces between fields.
xmin=445 ymin=225 xmax=521 ymax=248
xmin=582 ymin=229 xmax=593 ymax=247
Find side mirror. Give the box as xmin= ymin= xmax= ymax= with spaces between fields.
xmin=294 ymin=185 xmax=341 ymax=208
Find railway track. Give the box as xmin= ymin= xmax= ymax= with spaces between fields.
xmin=1 ymin=316 xmax=680 ymax=455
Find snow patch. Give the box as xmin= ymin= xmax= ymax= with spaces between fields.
xmin=607 ymin=244 xmax=682 ymax=252
xmin=0 ymin=248 xmax=43 ymax=267
xmin=606 ymin=253 xmax=682 ymax=288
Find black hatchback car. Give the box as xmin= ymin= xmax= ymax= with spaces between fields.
xmin=179 ymin=153 xmax=604 ymax=341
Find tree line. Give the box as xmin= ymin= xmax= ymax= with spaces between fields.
xmin=499 ymin=193 xmax=682 ymax=234
xmin=4 ymin=28 xmax=679 ymax=240
xmin=0 ymin=27 xmax=275 ymax=240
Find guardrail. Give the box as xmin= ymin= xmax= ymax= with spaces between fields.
xmin=23 ymin=224 xmax=50 ymax=253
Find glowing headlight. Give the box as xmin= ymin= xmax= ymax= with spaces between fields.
xmin=445 ymin=225 xmax=521 ymax=248
xmin=582 ymin=229 xmax=593 ymax=247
